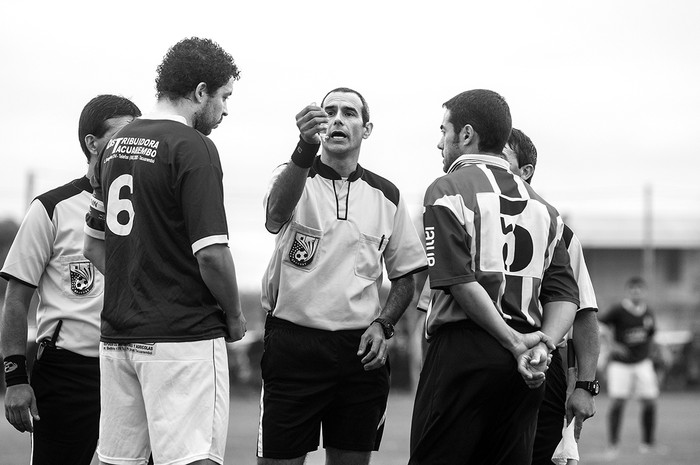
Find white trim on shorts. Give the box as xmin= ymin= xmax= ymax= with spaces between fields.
xmin=98 ymin=338 xmax=229 ymax=465
xmin=606 ymin=359 xmax=659 ymax=399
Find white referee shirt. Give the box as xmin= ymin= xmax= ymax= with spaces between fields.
xmin=262 ymin=157 xmax=427 ymax=331
xmin=1 ymin=176 xmax=102 ymax=357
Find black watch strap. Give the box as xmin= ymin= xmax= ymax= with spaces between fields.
xmin=575 ymin=380 xmax=600 ymax=396
xmin=372 ymin=317 xmax=395 ymax=339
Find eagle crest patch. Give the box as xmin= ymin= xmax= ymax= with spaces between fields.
xmin=70 ymin=261 xmax=95 ymax=295
xmin=289 ymin=232 xmax=320 ymax=267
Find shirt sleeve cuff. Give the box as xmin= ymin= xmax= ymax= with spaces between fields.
xmin=192 ymin=235 xmax=229 ymax=254
xmin=84 ymin=224 xmax=105 ymax=241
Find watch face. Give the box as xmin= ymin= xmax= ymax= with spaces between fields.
xmin=593 ymin=381 xmax=600 ymax=395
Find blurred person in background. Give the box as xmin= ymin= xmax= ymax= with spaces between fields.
xmin=599 ymin=276 xmax=665 ymax=459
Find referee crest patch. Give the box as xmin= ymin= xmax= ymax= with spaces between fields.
xmin=69 ymin=261 xmax=95 ymax=295
xmin=289 ymin=232 xmax=319 ymax=267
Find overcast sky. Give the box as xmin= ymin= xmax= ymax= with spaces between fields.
xmin=1 ymin=0 xmax=699 ymax=288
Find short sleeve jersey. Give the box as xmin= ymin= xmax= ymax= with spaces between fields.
xmin=261 ymin=156 xmax=428 ymax=331
xmin=84 ymin=116 xmax=228 ymax=343
xmin=423 ymin=155 xmax=578 ymax=337
xmin=2 ymin=177 xmax=102 ymax=357
xmin=562 ymin=224 xmax=598 ymax=312
xmin=599 ymin=300 xmax=656 ymax=363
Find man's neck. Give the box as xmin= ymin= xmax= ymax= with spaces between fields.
xmin=153 ymin=98 xmax=194 ymax=127
xmin=320 ymin=151 xmax=360 ymax=178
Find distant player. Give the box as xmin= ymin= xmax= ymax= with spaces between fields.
xmin=599 ymin=276 xmax=663 ymax=459
xmin=2 ymin=95 xmax=140 ymax=465
xmin=84 ymin=38 xmax=246 ymax=465
xmin=503 ymin=127 xmax=601 ymax=464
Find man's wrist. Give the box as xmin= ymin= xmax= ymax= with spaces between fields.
xmin=3 ymin=354 xmax=29 ymax=387
xmin=291 ymin=136 xmax=319 ymax=168
xmin=575 ymin=380 xmax=600 ymax=396
xmin=372 ymin=317 xmax=395 ymax=339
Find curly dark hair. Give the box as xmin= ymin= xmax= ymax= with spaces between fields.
xmin=443 ymin=89 xmax=511 ymax=154
xmin=78 ymin=95 xmax=141 ymax=161
xmin=155 ymin=37 xmax=240 ymax=100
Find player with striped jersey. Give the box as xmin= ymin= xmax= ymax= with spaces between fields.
xmin=503 ymin=127 xmax=600 ymax=465
xmin=409 ymin=89 xmax=579 ymax=465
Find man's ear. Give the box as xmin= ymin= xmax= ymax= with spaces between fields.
xmin=362 ymin=122 xmax=373 ymax=139
xmin=521 ymin=164 xmax=535 ymax=182
xmin=461 ymin=124 xmax=478 ymax=148
xmin=193 ymin=82 xmax=208 ymax=103
xmin=84 ymin=134 xmax=99 ymax=156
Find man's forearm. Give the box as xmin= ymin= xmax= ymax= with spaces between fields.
xmin=83 ymin=235 xmax=106 ymax=274
xmin=540 ymin=300 xmax=578 ymax=344
xmin=195 ymin=245 xmax=242 ymax=318
xmin=378 ymin=274 xmax=415 ymax=324
xmin=266 ymin=163 xmax=310 ymax=232
xmin=572 ymin=309 xmax=600 ymax=380
xmin=449 ymin=281 xmax=519 ymax=353
xmin=0 ymin=281 xmax=35 ymax=357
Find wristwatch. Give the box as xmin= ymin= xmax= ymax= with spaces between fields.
xmin=575 ymin=380 xmax=600 ymax=396
xmin=372 ymin=318 xmax=395 ymax=339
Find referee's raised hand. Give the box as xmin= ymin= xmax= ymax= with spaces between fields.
xmin=295 ymin=102 xmax=329 ymax=144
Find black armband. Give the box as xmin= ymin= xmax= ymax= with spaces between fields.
xmin=4 ymin=354 xmax=29 ymax=387
xmin=291 ymin=136 xmax=319 ymax=169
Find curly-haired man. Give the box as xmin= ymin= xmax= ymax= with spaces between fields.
xmin=84 ymin=37 xmax=246 ymax=465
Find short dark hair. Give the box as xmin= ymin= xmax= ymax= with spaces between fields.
xmin=443 ymin=89 xmax=512 ymax=154
xmin=78 ymin=95 xmax=141 ymax=161
xmin=627 ymin=276 xmax=647 ymax=288
xmin=508 ymin=127 xmax=538 ymax=183
xmin=155 ymin=37 xmax=240 ymax=100
xmin=321 ymin=87 xmax=370 ymax=124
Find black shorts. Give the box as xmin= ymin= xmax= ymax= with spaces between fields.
xmin=409 ymin=321 xmax=545 ymax=465
xmin=258 ymin=316 xmax=390 ymax=459
xmin=31 ymin=345 xmax=100 ymax=465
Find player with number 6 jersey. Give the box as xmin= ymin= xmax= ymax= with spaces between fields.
xmin=85 ymin=120 xmax=230 ymax=342
xmin=83 ymin=37 xmax=245 ymax=465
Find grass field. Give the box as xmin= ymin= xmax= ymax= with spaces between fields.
xmin=1 ymin=388 xmax=699 ymax=464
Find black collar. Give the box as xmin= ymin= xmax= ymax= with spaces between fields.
xmin=311 ymin=156 xmax=364 ymax=182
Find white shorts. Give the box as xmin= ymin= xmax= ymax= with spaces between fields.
xmin=606 ymin=359 xmax=659 ymax=399
xmin=98 ymin=338 xmax=229 ymax=465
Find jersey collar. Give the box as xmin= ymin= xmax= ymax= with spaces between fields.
xmin=447 ymin=154 xmax=510 ymax=174
xmin=312 ymin=156 xmax=364 ymax=181
xmin=140 ymin=113 xmax=188 ymax=125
